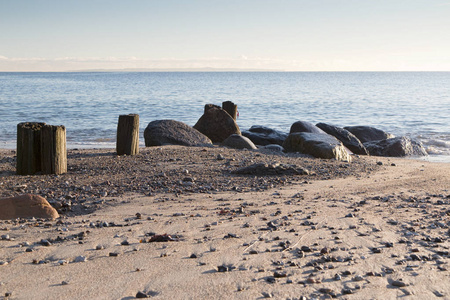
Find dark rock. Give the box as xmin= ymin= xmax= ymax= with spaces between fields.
xmin=193 ymin=106 xmax=241 ymax=143
xmin=144 ymin=120 xmax=212 ymax=147
xmin=391 ymin=280 xmax=407 ymax=287
xmin=316 ymin=122 xmax=368 ymax=155
xmin=222 ymin=134 xmax=257 ymax=150
xmin=136 ymin=291 xmax=149 ymax=298
xmin=283 ymin=132 xmax=352 ymax=161
xmin=344 ymin=126 xmax=394 ymax=143
xmin=290 ymin=121 xmax=325 ymax=134
xmin=260 ymin=144 xmax=284 ymax=152
xmin=364 ymin=137 xmax=428 ymax=157
xmin=241 ymin=125 xmax=288 ymax=146
xmin=232 ymin=162 xmax=309 ymax=176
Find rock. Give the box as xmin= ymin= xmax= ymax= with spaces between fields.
xmin=344 ymin=126 xmax=394 ymax=143
xmin=241 ymin=125 xmax=288 ymax=146
xmin=316 ymin=122 xmax=368 ymax=155
xmin=222 ymin=134 xmax=257 ymax=150
xmin=144 ymin=120 xmax=212 ymax=147
xmin=391 ymin=280 xmax=407 ymax=287
xmin=193 ymin=106 xmax=241 ymax=143
xmin=0 ymin=194 xmax=59 ymax=220
xmin=290 ymin=121 xmax=325 ymax=134
xmin=364 ymin=137 xmax=428 ymax=157
xmin=73 ymin=256 xmax=87 ymax=263
xmin=232 ymin=163 xmax=309 ymax=176
xmin=260 ymin=144 xmax=284 ymax=152
xmin=283 ymin=132 xmax=352 ymax=161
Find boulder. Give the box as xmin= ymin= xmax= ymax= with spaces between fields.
xmin=283 ymin=132 xmax=352 ymax=161
xmin=344 ymin=126 xmax=394 ymax=143
xmin=364 ymin=137 xmax=428 ymax=157
xmin=222 ymin=134 xmax=257 ymax=150
xmin=241 ymin=125 xmax=288 ymax=146
xmin=0 ymin=194 xmax=59 ymax=220
xmin=290 ymin=121 xmax=325 ymax=134
xmin=144 ymin=120 xmax=212 ymax=147
xmin=316 ymin=122 xmax=368 ymax=155
xmin=193 ymin=106 xmax=241 ymax=143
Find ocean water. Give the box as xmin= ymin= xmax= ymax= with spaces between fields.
xmin=1 ymin=72 xmax=449 ymax=162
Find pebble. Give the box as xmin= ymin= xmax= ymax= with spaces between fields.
xmin=391 ymin=280 xmax=407 ymax=287
xmin=136 ymin=291 xmax=149 ymax=298
xmin=74 ymin=256 xmax=87 ymax=263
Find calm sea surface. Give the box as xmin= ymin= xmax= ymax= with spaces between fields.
xmin=1 ymin=72 xmax=449 ymax=162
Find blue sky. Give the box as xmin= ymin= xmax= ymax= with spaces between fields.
xmin=1 ymin=0 xmax=449 ymax=71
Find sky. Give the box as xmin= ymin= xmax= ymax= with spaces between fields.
xmin=1 ymin=0 xmax=450 ymax=71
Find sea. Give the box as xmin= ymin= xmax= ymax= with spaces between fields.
xmin=1 ymin=72 xmax=449 ymax=162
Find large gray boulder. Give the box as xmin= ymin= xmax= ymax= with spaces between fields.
xmin=222 ymin=134 xmax=257 ymax=150
xmin=241 ymin=125 xmax=288 ymax=146
xmin=193 ymin=106 xmax=241 ymax=143
xmin=364 ymin=137 xmax=428 ymax=157
xmin=144 ymin=120 xmax=212 ymax=147
xmin=290 ymin=121 xmax=325 ymax=134
xmin=316 ymin=122 xmax=368 ymax=155
xmin=283 ymin=132 xmax=352 ymax=161
xmin=344 ymin=126 xmax=394 ymax=143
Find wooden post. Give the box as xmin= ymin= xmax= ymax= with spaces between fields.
xmin=222 ymin=101 xmax=237 ymax=120
xmin=16 ymin=122 xmax=45 ymax=175
xmin=116 ymin=114 xmax=139 ymax=155
xmin=40 ymin=125 xmax=67 ymax=175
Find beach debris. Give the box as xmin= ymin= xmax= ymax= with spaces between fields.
xmin=148 ymin=234 xmax=178 ymax=242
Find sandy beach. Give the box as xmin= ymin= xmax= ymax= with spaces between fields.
xmin=0 ymin=146 xmax=449 ymax=299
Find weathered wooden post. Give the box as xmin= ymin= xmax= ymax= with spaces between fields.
xmin=17 ymin=122 xmax=67 ymax=175
xmin=16 ymin=122 xmax=45 ymax=175
xmin=116 ymin=114 xmax=139 ymax=155
xmin=222 ymin=101 xmax=237 ymax=120
xmin=40 ymin=125 xmax=67 ymax=175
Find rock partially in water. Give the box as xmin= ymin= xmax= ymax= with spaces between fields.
xmin=316 ymin=122 xmax=368 ymax=155
xmin=242 ymin=125 xmax=288 ymax=146
xmin=344 ymin=125 xmax=394 ymax=143
xmin=283 ymin=132 xmax=352 ymax=161
xmin=144 ymin=120 xmax=212 ymax=147
xmin=364 ymin=136 xmax=428 ymax=157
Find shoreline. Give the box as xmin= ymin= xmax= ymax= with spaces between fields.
xmin=1 ymin=146 xmax=449 ymax=299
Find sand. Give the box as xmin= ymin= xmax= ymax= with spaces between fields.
xmin=0 ymin=146 xmax=449 ymax=299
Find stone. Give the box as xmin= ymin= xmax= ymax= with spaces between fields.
xmin=241 ymin=125 xmax=288 ymax=146
xmin=194 ymin=106 xmax=240 ymax=143
xmin=0 ymin=194 xmax=59 ymax=220
xmin=344 ymin=126 xmax=394 ymax=143
xmin=232 ymin=163 xmax=309 ymax=176
xmin=222 ymin=134 xmax=257 ymax=150
xmin=144 ymin=120 xmax=212 ymax=147
xmin=316 ymin=122 xmax=368 ymax=155
xmin=260 ymin=144 xmax=284 ymax=152
xmin=290 ymin=121 xmax=325 ymax=134
xmin=283 ymin=132 xmax=352 ymax=161
xmin=364 ymin=137 xmax=428 ymax=157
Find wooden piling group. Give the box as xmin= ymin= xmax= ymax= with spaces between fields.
xmin=16 ymin=101 xmax=237 ymax=175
